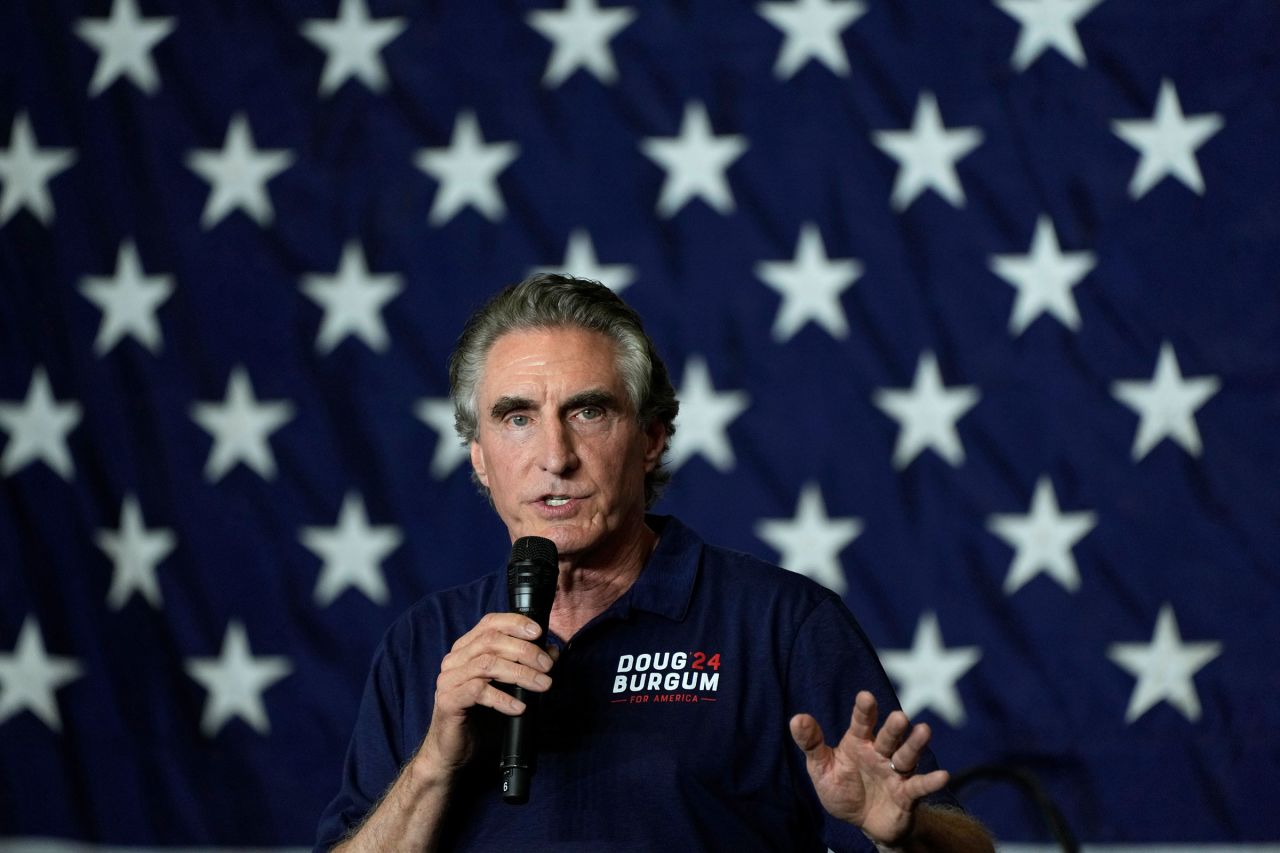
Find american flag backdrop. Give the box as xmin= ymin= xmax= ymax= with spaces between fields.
xmin=1 ymin=0 xmax=1278 ymax=848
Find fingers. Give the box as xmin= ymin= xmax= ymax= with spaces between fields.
xmin=435 ymin=613 xmax=555 ymax=719
xmin=448 ymin=612 xmax=543 ymax=654
xmin=436 ymin=675 xmax=530 ymax=716
xmin=889 ymin=720 xmax=933 ymax=774
xmin=852 ymin=691 xmax=936 ymax=774
xmin=445 ymin=613 xmax=552 ymax=673
xmin=848 ymin=690 xmax=878 ymax=740
xmin=441 ymin=633 xmax=553 ymax=680
xmin=905 ymin=768 xmax=950 ymax=800
xmin=873 ymin=708 xmax=911 ymax=758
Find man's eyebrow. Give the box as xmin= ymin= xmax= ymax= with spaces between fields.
xmin=488 ymin=390 xmax=622 ymax=420
xmin=489 ymin=396 xmax=534 ymax=420
xmin=563 ymin=389 xmax=620 ymax=414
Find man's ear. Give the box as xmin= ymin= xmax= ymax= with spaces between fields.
xmin=642 ymin=422 xmax=667 ymax=472
xmin=470 ymin=440 xmax=489 ymax=486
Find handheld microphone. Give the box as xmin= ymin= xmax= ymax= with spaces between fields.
xmin=500 ymin=535 xmax=558 ymax=804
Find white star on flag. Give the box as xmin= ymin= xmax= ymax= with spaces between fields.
xmin=0 ymin=617 xmax=85 ymax=732
xmin=300 ymin=0 xmax=407 ymax=96
xmin=757 ymin=0 xmax=867 ymax=79
xmin=190 ymin=366 xmax=296 ymax=482
xmin=186 ymin=113 xmax=295 ymax=229
xmin=95 ymin=493 xmax=177 ymax=610
xmin=873 ymin=351 xmax=980 ymax=469
xmin=754 ymin=221 xmax=863 ymax=342
xmin=79 ymin=239 xmax=175 ymax=356
xmin=0 ymin=112 xmax=77 ymax=227
xmin=639 ymin=101 xmax=749 ymax=217
xmin=184 ymin=620 xmax=293 ymax=737
xmin=0 ymin=366 xmax=83 ymax=480
xmin=415 ymin=398 xmax=469 ymax=480
xmin=987 ymin=475 xmax=1097 ymax=594
xmin=667 ymin=355 xmax=750 ymax=473
xmin=300 ymin=492 xmax=403 ymax=607
xmin=755 ymin=482 xmax=863 ymax=595
xmin=526 ymin=0 xmax=637 ymax=87
xmin=1111 ymin=342 xmax=1220 ymax=462
xmin=301 ymin=241 xmax=404 ymax=354
xmin=1108 ymin=603 xmax=1221 ymax=723
xmin=872 ymin=92 xmax=983 ymax=211
xmin=532 ymin=229 xmax=637 ymax=293
xmin=988 ymin=214 xmax=1096 ymax=335
xmin=74 ymin=0 xmax=176 ymax=96
xmin=995 ymin=0 xmax=1104 ymax=71
xmin=1112 ymin=78 xmax=1224 ymax=199
xmin=416 ymin=111 xmax=520 ymax=226
xmin=880 ymin=612 xmax=982 ymax=728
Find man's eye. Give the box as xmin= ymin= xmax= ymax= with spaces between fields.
xmin=508 ymin=414 xmax=530 ymax=427
xmin=578 ymin=407 xmax=603 ymax=420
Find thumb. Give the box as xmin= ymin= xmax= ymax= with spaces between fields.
xmin=789 ymin=713 xmax=823 ymax=751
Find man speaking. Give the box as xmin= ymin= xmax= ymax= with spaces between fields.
xmin=315 ymin=274 xmax=993 ymax=852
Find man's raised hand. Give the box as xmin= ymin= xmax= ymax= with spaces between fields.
xmin=790 ymin=690 xmax=949 ymax=846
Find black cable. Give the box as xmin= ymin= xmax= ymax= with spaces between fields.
xmin=950 ymin=764 xmax=1080 ymax=853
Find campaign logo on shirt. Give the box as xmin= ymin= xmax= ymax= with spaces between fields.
xmin=609 ymin=649 xmax=722 ymax=705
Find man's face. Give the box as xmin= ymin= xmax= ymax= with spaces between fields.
xmin=469 ymin=326 xmax=666 ymax=562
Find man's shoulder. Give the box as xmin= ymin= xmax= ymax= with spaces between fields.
xmin=659 ymin=514 xmax=841 ymax=610
xmin=381 ymin=570 xmax=505 ymax=648
xmin=419 ymin=569 xmax=504 ymax=607
xmin=702 ymin=539 xmax=839 ymax=607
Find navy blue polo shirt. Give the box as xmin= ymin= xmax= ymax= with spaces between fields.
xmin=315 ymin=515 xmax=953 ymax=852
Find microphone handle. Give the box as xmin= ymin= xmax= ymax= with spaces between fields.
xmin=501 ymin=587 xmax=547 ymax=804
xmin=501 ymin=542 xmax=557 ymax=805
xmin=500 ymin=684 xmax=534 ymax=803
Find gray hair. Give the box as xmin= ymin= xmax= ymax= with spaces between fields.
xmin=448 ymin=273 xmax=679 ymax=507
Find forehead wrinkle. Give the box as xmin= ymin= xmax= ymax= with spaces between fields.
xmin=487 ymin=328 xmax=618 ymax=374
xmin=478 ymin=328 xmax=627 ymax=417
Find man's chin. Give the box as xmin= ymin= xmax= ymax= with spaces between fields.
xmin=508 ymin=511 xmax=632 ymax=563
xmin=508 ymin=518 xmax=581 ymax=547
xmin=540 ymin=527 xmax=591 ymax=557
xmin=531 ymin=522 xmax=612 ymax=564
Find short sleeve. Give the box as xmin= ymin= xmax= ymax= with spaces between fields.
xmin=313 ymin=632 xmax=415 ymax=851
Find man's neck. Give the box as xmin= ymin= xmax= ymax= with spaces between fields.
xmin=548 ymin=519 xmax=657 ymax=642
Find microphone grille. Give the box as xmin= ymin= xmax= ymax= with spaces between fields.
xmin=509 ymin=535 xmax=558 ymax=572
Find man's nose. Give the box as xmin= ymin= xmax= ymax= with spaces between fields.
xmin=539 ymin=418 xmax=579 ymax=474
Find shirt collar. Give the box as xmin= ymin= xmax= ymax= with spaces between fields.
xmin=621 ymin=514 xmax=699 ymax=622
